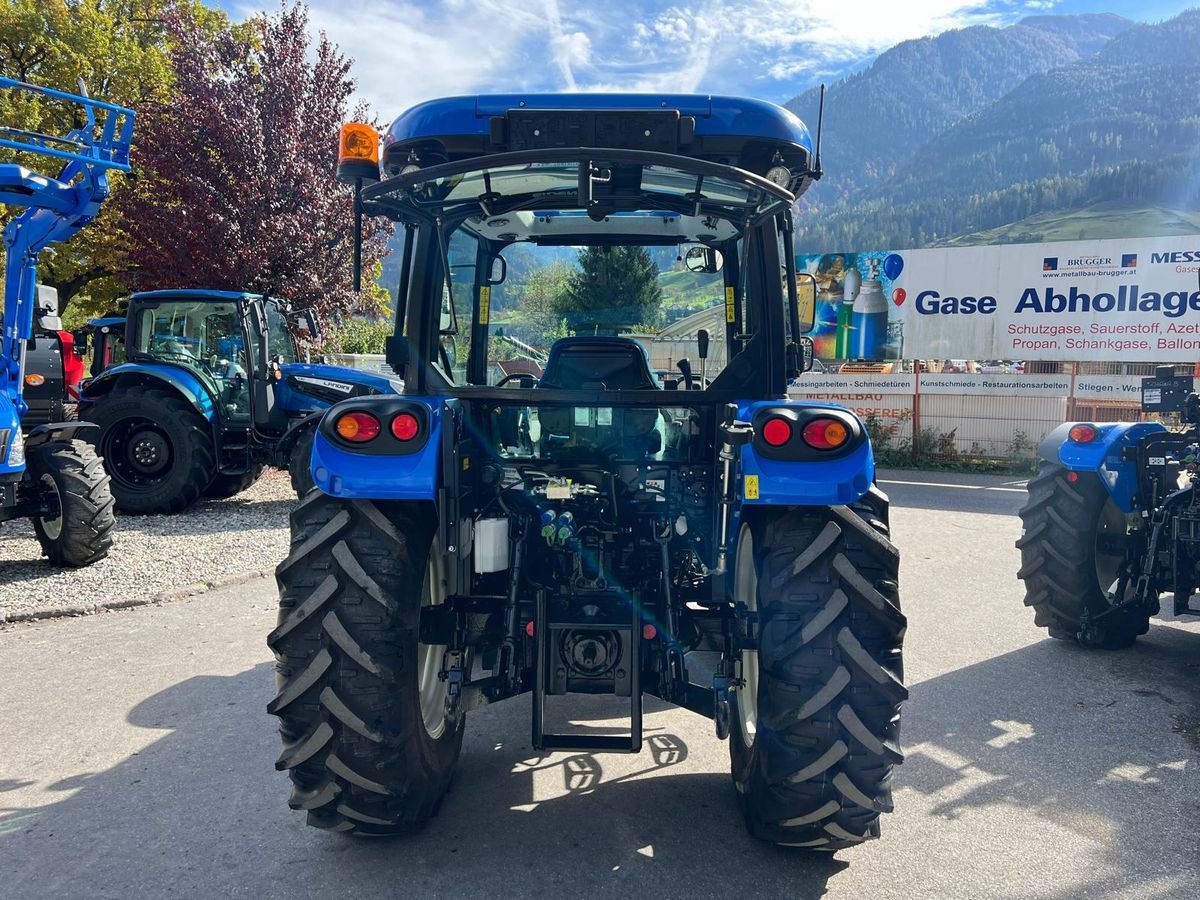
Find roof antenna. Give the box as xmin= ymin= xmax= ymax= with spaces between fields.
xmin=812 ymin=84 xmax=825 ymax=180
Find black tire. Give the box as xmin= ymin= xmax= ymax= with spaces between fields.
xmin=62 ymin=403 xmax=79 ymax=422
xmin=730 ymin=486 xmax=906 ymax=849
xmin=27 ymin=439 xmax=116 ymax=567
xmin=1017 ymin=461 xmax=1149 ymax=649
xmin=268 ymin=491 xmax=464 ymax=834
xmin=90 ymin=384 xmax=216 ymax=514
xmin=287 ymin=427 xmax=316 ymax=498
xmin=204 ymin=466 xmax=264 ymax=499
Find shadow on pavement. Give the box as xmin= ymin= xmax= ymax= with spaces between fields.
xmin=0 ymin=665 xmax=844 ymax=900
xmin=903 ymin=623 xmax=1200 ymax=899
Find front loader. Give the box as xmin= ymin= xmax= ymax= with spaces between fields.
xmin=268 ymin=95 xmax=906 ymax=848
xmin=0 ymin=77 xmax=125 ymax=566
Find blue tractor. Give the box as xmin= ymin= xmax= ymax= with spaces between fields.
xmin=1018 ymin=368 xmax=1200 ymax=648
xmin=0 ymin=77 xmax=126 ymax=566
xmin=268 ymin=97 xmax=906 ymax=848
xmin=78 ymin=289 xmax=402 ymax=513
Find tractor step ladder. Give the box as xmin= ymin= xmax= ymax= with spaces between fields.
xmin=531 ymin=590 xmax=643 ymax=753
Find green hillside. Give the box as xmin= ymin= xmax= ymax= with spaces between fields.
xmin=935 ymin=203 xmax=1200 ymax=247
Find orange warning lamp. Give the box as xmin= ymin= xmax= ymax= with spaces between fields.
xmin=337 ymin=122 xmax=380 ymax=184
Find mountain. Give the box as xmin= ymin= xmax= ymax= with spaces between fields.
xmin=790 ymin=10 xmax=1200 ymax=252
xmin=784 ymin=14 xmax=1134 ymax=211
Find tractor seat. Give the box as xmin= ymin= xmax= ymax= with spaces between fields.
xmin=537 ymin=337 xmax=658 ymax=391
xmin=536 ymin=337 xmax=662 ymax=457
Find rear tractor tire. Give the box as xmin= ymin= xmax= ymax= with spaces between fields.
xmin=1017 ymin=462 xmax=1149 ymax=649
xmin=27 ymin=438 xmax=115 ymax=567
xmin=730 ymin=487 xmax=907 ymax=850
xmin=268 ymin=491 xmax=463 ymax=834
xmin=91 ymin=384 xmax=216 ymax=514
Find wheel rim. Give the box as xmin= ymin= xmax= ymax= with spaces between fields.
xmin=1095 ymin=498 xmax=1133 ymax=601
xmin=734 ymin=523 xmax=760 ymax=748
xmin=103 ymin=417 xmax=175 ymax=491
xmin=37 ymin=473 xmax=63 ymax=541
xmin=417 ymin=539 xmax=450 ymax=740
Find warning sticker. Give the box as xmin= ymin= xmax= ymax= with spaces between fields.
xmin=725 ymin=286 xmax=736 ymax=323
xmin=479 ymin=286 xmax=491 ymax=325
xmin=744 ymin=475 xmax=759 ymax=500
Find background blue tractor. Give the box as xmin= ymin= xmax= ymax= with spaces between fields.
xmin=78 ymin=289 xmax=401 ymax=513
xmin=1018 ymin=367 xmax=1200 ymax=648
xmin=267 ymin=96 xmax=907 ymax=848
xmin=0 ymin=77 xmax=126 ymax=566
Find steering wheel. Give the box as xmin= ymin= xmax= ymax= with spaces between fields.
xmin=495 ymin=372 xmax=538 ymax=389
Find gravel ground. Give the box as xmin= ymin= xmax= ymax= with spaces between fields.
xmin=0 ymin=470 xmax=294 ymax=622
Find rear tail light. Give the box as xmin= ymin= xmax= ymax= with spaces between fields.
xmin=760 ymin=417 xmax=792 ymax=447
xmin=335 ymin=411 xmax=381 ymax=442
xmin=801 ymin=418 xmax=850 ymax=450
xmin=1068 ymin=424 xmax=1098 ymax=443
xmin=391 ymin=412 xmax=420 ymax=441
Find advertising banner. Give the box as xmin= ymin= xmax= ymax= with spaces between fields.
xmin=798 ymin=235 xmax=1200 ymax=362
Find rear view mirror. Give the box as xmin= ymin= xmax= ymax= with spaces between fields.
xmin=796 ymin=273 xmax=816 ymax=333
xmin=71 ymin=329 xmax=89 ymax=355
xmin=292 ymin=309 xmax=321 ymax=340
xmin=684 ymin=245 xmax=723 ymax=274
xmin=799 ymin=336 xmax=814 ymax=372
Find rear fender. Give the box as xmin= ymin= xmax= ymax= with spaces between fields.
xmin=309 ymin=396 xmax=442 ymax=499
xmin=79 ymin=363 xmax=219 ymax=426
xmin=1040 ymin=421 xmax=1168 ymax=513
xmin=736 ymin=399 xmax=874 ymax=507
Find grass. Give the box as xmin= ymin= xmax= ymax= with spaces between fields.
xmin=935 ymin=202 xmax=1200 ymax=247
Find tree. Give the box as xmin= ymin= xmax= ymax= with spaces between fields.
xmin=118 ymin=2 xmax=390 ymax=324
xmin=0 ymin=0 xmax=203 ymax=314
xmin=555 ymin=246 xmax=663 ymax=335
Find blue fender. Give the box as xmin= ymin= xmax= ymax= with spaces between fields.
xmin=309 ymin=397 xmax=442 ymax=499
xmin=736 ymin=399 xmax=874 ymax=507
xmin=1040 ymin=420 xmax=1169 ymax=513
xmin=78 ymin=361 xmax=219 ymax=426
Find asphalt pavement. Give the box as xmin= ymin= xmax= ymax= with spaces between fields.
xmin=2 ymin=471 xmax=1198 ymax=900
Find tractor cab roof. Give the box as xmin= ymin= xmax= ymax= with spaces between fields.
xmin=381 ymin=93 xmax=817 ymax=197
xmin=129 ymin=289 xmax=261 ymax=303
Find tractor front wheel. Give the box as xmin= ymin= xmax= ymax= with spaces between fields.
xmin=287 ymin=427 xmax=316 ymax=498
xmin=91 ymin=385 xmax=216 ymax=514
xmin=204 ymin=466 xmax=264 ymax=499
xmin=730 ymin=488 xmax=906 ymax=849
xmin=268 ymin=491 xmax=463 ymax=834
xmin=27 ymin=438 xmax=115 ymax=567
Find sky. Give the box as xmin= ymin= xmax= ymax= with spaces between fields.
xmin=221 ymin=0 xmax=1198 ymax=120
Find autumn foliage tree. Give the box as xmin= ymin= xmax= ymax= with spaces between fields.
xmin=119 ymin=2 xmax=390 ymax=322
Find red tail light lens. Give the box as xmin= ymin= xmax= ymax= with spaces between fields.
xmin=802 ymin=418 xmax=850 ymax=450
xmin=761 ymin=417 xmax=792 ymax=447
xmin=1068 ymin=424 xmax=1098 ymax=443
xmin=391 ymin=412 xmax=420 ymax=441
xmin=335 ymin=411 xmax=381 ymax=443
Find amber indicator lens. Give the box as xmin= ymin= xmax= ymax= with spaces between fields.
xmin=761 ymin=417 xmax=792 ymax=447
xmin=802 ymin=418 xmax=849 ymax=450
xmin=335 ymin=411 xmax=381 ymax=442
xmin=391 ymin=412 xmax=420 ymax=441
xmin=24 ymin=374 xmax=45 ymax=386
xmin=1068 ymin=424 xmax=1098 ymax=443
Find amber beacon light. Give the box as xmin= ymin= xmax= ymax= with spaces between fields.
xmin=337 ymin=122 xmax=380 ymax=183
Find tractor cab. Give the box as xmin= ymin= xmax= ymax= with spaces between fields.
xmin=74 ymin=316 xmax=127 ymax=378
xmin=121 ymin=289 xmax=308 ymax=428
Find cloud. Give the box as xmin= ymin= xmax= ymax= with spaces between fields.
xmin=247 ymin=0 xmax=1046 ymax=118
